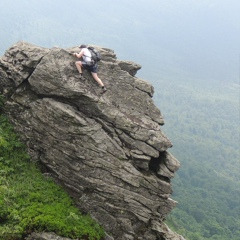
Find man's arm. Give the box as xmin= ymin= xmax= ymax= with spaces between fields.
xmin=73 ymin=49 xmax=84 ymax=58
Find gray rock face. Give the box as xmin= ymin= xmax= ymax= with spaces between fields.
xmin=0 ymin=41 xmax=185 ymax=240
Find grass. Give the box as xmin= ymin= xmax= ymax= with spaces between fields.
xmin=0 ymin=114 xmax=105 ymax=240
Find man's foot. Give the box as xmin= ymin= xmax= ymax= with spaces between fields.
xmin=101 ymin=86 xmax=107 ymax=93
xmin=77 ymin=74 xmax=85 ymax=81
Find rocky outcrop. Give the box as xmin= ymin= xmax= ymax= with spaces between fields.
xmin=0 ymin=41 xmax=185 ymax=240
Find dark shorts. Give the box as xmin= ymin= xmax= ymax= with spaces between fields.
xmin=82 ymin=61 xmax=98 ymax=73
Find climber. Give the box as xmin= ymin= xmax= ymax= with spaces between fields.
xmin=73 ymin=44 xmax=107 ymax=93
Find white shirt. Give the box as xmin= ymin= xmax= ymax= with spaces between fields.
xmin=82 ymin=48 xmax=91 ymax=62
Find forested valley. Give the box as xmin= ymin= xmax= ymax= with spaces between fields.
xmin=152 ymin=76 xmax=239 ymax=240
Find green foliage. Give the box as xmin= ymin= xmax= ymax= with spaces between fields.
xmin=154 ymin=77 xmax=240 ymax=240
xmin=0 ymin=115 xmax=105 ymax=240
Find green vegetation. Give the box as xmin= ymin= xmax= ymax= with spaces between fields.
xmin=0 ymin=114 xmax=105 ymax=240
xmin=153 ymin=77 xmax=240 ymax=240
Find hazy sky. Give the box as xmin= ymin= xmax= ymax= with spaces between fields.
xmin=1 ymin=0 xmax=240 ymax=83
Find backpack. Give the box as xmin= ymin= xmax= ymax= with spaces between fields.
xmin=87 ymin=46 xmax=101 ymax=63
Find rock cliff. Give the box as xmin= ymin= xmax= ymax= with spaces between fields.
xmin=0 ymin=41 xmax=185 ymax=240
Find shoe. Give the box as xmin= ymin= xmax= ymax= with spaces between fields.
xmin=101 ymin=86 xmax=107 ymax=93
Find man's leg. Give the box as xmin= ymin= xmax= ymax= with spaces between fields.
xmin=91 ymin=72 xmax=104 ymax=87
xmin=75 ymin=61 xmax=83 ymax=74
